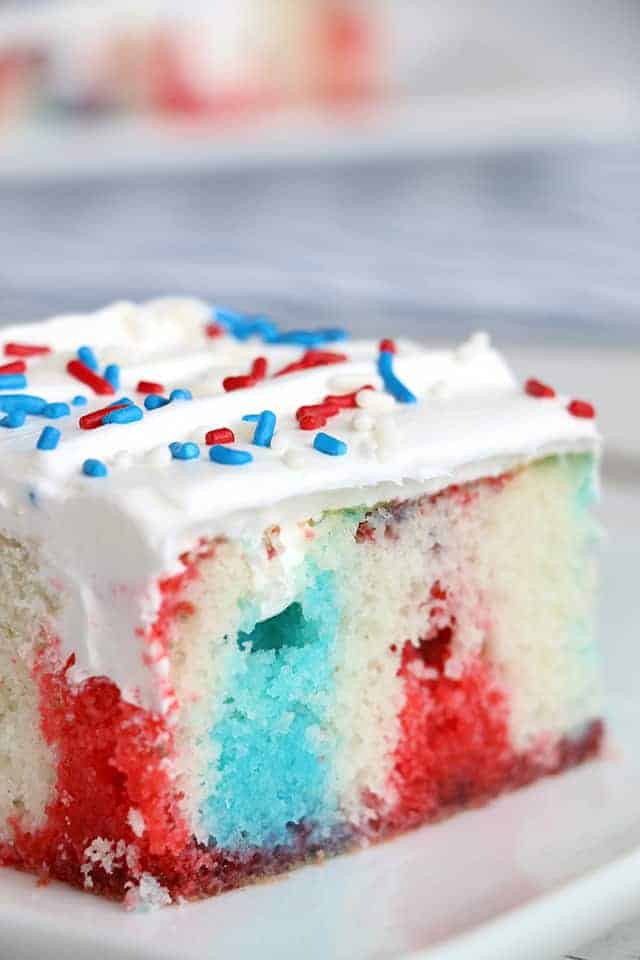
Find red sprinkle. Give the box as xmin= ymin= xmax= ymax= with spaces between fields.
xmin=4 ymin=342 xmax=51 ymax=358
xmin=299 ymin=414 xmax=327 ymax=430
xmin=67 ymin=359 xmax=115 ymax=396
xmin=222 ymin=375 xmax=256 ymax=392
xmin=205 ymin=427 xmax=235 ymax=445
xmin=275 ymin=349 xmax=348 ymax=377
xmin=137 ymin=379 xmax=165 ymax=395
xmin=567 ymin=399 xmax=596 ymax=419
xmin=79 ymin=402 xmax=130 ymax=430
xmin=379 ymin=338 xmax=396 ymax=354
xmin=222 ymin=356 xmax=268 ymax=392
xmin=206 ymin=323 xmax=224 ymax=338
xmin=0 ymin=360 xmax=27 ymax=374
xmin=296 ymin=401 xmax=339 ymax=421
xmin=525 ymin=378 xmax=556 ymax=398
xmin=323 ymin=385 xmax=374 ymax=409
xmin=251 ymin=356 xmax=268 ymax=380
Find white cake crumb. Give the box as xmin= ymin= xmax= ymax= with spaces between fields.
xmin=127 ymin=807 xmax=146 ymax=838
xmin=352 ymin=411 xmax=374 ymax=432
xmin=124 ymin=873 xmax=172 ymax=912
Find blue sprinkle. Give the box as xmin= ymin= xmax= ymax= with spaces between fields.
xmin=269 ymin=328 xmax=347 ymax=347
xmin=42 ymin=402 xmax=71 ymax=419
xmin=144 ymin=394 xmax=170 ymax=410
xmin=253 ymin=410 xmax=276 ymax=448
xmin=0 ymin=394 xmax=46 ymax=414
xmin=377 ymin=350 xmax=417 ymax=404
xmin=77 ymin=346 xmax=98 ymax=371
xmin=313 ymin=432 xmax=347 ymax=456
xmin=71 ymin=395 xmax=87 ymax=406
xmin=103 ymin=363 xmax=120 ymax=390
xmin=169 ymin=441 xmax=200 ymax=461
xmin=242 ymin=413 xmax=260 ymax=422
xmin=209 ymin=445 xmax=253 ymax=466
xmin=169 ymin=388 xmax=193 ymax=402
xmin=0 ymin=374 xmax=27 ymax=390
xmin=37 ymin=425 xmax=61 ymax=450
xmin=83 ymin=458 xmax=108 ymax=478
xmin=0 ymin=409 xmax=26 ymax=428
xmin=114 ymin=396 xmax=133 ymax=406
xmin=102 ymin=404 xmax=143 ymax=425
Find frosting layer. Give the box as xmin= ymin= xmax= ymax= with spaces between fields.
xmin=0 ymin=298 xmax=599 ymax=708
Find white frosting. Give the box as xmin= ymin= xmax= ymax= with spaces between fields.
xmin=0 ymin=298 xmax=599 ymax=710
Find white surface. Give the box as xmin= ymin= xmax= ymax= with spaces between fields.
xmin=1 ymin=89 xmax=638 ymax=182
xmin=0 ymin=485 xmax=637 ymax=960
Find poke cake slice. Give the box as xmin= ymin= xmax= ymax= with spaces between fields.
xmin=0 ymin=299 xmax=602 ymax=908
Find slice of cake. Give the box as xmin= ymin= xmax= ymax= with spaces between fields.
xmin=0 ymin=299 xmax=602 ymax=908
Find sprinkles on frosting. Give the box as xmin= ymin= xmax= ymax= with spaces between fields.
xmin=169 ymin=441 xmax=200 ymax=460
xmin=377 ymin=340 xmax=416 ymax=404
xmin=67 ymin=359 xmax=115 ymax=396
xmin=252 ymin=410 xmax=276 ymax=448
xmin=313 ymin=432 xmax=347 ymax=456
xmin=37 ymin=426 xmax=61 ymax=450
xmin=0 ymin=360 xmax=26 ymax=375
xmin=205 ymin=428 xmax=234 ymax=445
xmin=4 ymin=342 xmax=51 ymax=357
xmin=83 ymin=458 xmax=108 ymax=478
xmin=0 ymin=303 xmax=598 ymax=488
xmin=0 ymin=373 xmax=27 ymax=390
xmin=209 ymin=445 xmax=253 ymax=466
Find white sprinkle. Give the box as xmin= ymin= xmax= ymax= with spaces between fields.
xmin=270 ymin=433 xmax=289 ymax=455
xmin=356 ymin=389 xmax=395 ymax=413
xmin=375 ymin=415 xmax=400 ymax=460
xmin=283 ymin=449 xmax=306 ymax=470
xmin=456 ymin=331 xmax=490 ymax=362
xmin=352 ymin=410 xmax=374 ymax=432
xmin=145 ymin=445 xmax=172 ymax=466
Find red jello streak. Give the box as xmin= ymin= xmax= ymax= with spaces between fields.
xmin=205 ymin=427 xmax=235 ymax=445
xmin=0 ymin=360 xmax=26 ymax=374
xmin=4 ymin=342 xmax=51 ymax=358
xmin=525 ymin=378 xmax=555 ymax=398
xmin=67 ymin=359 xmax=115 ymax=396
xmin=137 ymin=379 xmax=165 ymax=395
xmin=79 ymin=402 xmax=130 ymax=430
xmin=222 ymin=356 xmax=268 ymax=392
xmin=567 ymin=399 xmax=596 ymax=419
xmin=275 ymin=349 xmax=348 ymax=377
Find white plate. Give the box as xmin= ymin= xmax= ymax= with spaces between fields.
xmin=1 ymin=488 xmax=638 ymax=960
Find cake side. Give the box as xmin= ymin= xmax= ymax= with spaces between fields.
xmin=0 ymin=454 xmax=602 ymax=904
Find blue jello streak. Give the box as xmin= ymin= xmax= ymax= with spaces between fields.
xmin=204 ymin=565 xmax=340 ymax=849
